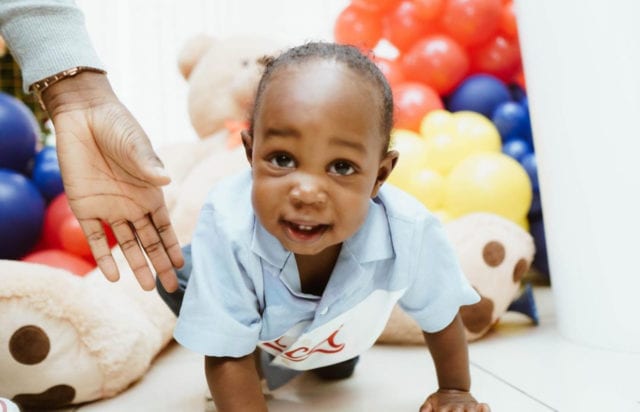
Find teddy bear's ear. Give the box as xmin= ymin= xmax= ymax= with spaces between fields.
xmin=177 ymin=34 xmax=216 ymax=80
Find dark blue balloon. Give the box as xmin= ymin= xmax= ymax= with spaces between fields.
xmin=0 ymin=92 xmax=40 ymax=173
xmin=528 ymin=190 xmax=543 ymax=218
xmin=0 ymin=168 xmax=45 ymax=259
xmin=446 ymin=74 xmax=511 ymax=119
xmin=492 ymin=101 xmax=530 ymax=142
xmin=520 ymin=152 xmax=539 ymax=192
xmin=529 ymin=216 xmax=550 ymax=281
xmin=509 ymin=83 xmax=527 ymax=102
xmin=502 ymin=137 xmax=532 ymax=162
xmin=32 ymin=146 xmax=64 ymax=201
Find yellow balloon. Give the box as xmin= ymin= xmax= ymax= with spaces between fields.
xmin=444 ymin=153 xmax=532 ymax=223
xmin=420 ymin=109 xmax=455 ymax=139
xmin=517 ymin=215 xmax=530 ymax=231
xmin=388 ymin=129 xmax=428 ymax=186
xmin=423 ymin=133 xmax=470 ymax=176
xmin=452 ymin=111 xmax=502 ymax=154
xmin=395 ymin=168 xmax=445 ymax=210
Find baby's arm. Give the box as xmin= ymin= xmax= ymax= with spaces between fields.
xmin=205 ymin=354 xmax=267 ymax=412
xmin=420 ymin=314 xmax=490 ymax=412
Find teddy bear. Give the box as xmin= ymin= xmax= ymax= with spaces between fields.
xmin=0 ymin=34 xmax=537 ymax=409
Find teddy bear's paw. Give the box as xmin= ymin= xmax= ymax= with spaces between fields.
xmin=0 ymin=298 xmax=103 ymax=409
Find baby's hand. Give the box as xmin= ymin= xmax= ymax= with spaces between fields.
xmin=420 ymin=389 xmax=490 ymax=412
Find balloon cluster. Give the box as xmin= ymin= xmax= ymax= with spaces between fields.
xmin=0 ymin=92 xmax=115 ymax=275
xmin=334 ymin=0 xmax=549 ymax=281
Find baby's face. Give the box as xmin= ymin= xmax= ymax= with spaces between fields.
xmin=245 ymin=60 xmax=395 ymax=257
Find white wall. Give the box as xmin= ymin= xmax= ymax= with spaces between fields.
xmin=75 ymin=0 xmax=350 ymax=148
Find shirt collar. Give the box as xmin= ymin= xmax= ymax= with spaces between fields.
xmin=250 ymin=197 xmax=395 ymax=269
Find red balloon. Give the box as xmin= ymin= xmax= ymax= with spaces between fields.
xmin=23 ymin=249 xmax=94 ymax=276
xmin=39 ymin=193 xmax=74 ymax=249
xmin=401 ymin=34 xmax=470 ymax=95
xmin=59 ymin=215 xmax=93 ymax=259
xmin=393 ymin=82 xmax=443 ymax=131
xmin=411 ymin=0 xmax=444 ymax=21
xmin=440 ymin=0 xmax=503 ymax=48
xmin=352 ymin=0 xmax=402 ymax=13
xmin=103 ymin=221 xmax=118 ymax=248
xmin=499 ymin=1 xmax=519 ymax=39
xmin=334 ymin=5 xmax=383 ymax=50
xmin=383 ymin=1 xmax=436 ymax=52
xmin=470 ymin=34 xmax=522 ymax=82
xmin=373 ymin=56 xmax=405 ymax=89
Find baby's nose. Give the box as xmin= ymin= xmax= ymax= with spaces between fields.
xmin=289 ymin=175 xmax=327 ymax=206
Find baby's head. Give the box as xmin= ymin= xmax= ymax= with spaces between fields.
xmin=241 ymin=42 xmax=398 ymax=257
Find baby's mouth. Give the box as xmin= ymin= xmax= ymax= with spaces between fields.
xmin=283 ymin=220 xmax=329 ymax=241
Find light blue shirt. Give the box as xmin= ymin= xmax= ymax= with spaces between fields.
xmin=174 ymin=170 xmax=479 ymax=370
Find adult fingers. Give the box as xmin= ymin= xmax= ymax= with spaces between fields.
xmin=110 ymin=218 xmax=155 ymax=291
xmin=131 ymin=213 xmax=179 ymax=293
xmin=79 ymin=218 xmax=119 ymax=281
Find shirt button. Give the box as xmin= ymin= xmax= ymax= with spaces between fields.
xmin=319 ymin=307 xmax=329 ymax=315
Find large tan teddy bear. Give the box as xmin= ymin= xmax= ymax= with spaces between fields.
xmin=0 ymin=34 xmax=536 ymax=409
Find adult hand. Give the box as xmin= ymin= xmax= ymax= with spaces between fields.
xmin=41 ymin=71 xmax=183 ymax=291
xmin=420 ymin=389 xmax=490 ymax=412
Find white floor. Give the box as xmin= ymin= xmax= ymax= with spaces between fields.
xmin=68 ymin=286 xmax=640 ymax=412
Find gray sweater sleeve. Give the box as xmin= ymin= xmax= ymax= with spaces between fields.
xmin=0 ymin=0 xmax=105 ymax=92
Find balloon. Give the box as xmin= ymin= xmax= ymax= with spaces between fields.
xmin=411 ymin=0 xmax=444 ymax=21
xmin=23 ymin=249 xmax=95 ymax=276
xmin=491 ymin=101 xmax=532 ymax=142
xmin=519 ymin=152 xmax=539 ymax=192
xmin=501 ymin=137 xmax=532 ymax=162
xmin=419 ymin=109 xmax=456 ymax=138
xmin=59 ymin=215 xmax=93 ymax=259
xmin=446 ymin=74 xmax=511 ymax=119
xmin=451 ymin=111 xmax=502 ymax=154
xmin=444 ymin=152 xmax=532 ymax=222
xmin=383 ymin=1 xmax=435 ymax=51
xmin=0 ymin=169 xmax=45 ymax=259
xmin=31 ymin=146 xmax=64 ymax=201
xmin=499 ymin=0 xmax=519 ymax=39
xmin=423 ymin=133 xmax=470 ymax=175
xmin=334 ymin=5 xmax=383 ymax=50
xmin=387 ymin=129 xmax=429 ymax=186
xmin=393 ymin=168 xmax=445 ymax=210
xmin=393 ymin=82 xmax=443 ymax=131
xmin=529 ymin=216 xmax=550 ymax=280
xmin=373 ymin=56 xmax=405 ymax=89
xmin=40 ymin=193 xmax=74 ymax=249
xmin=352 ymin=0 xmax=402 ymax=13
xmin=470 ymin=34 xmax=522 ymax=82
xmin=0 ymin=92 xmax=40 ymax=173
xmin=401 ymin=34 xmax=469 ymax=94
xmin=440 ymin=0 xmax=503 ymax=47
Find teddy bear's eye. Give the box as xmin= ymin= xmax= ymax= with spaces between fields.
xmin=241 ymin=59 xmax=249 ymax=67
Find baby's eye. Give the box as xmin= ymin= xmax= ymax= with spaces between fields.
xmin=270 ymin=153 xmax=296 ymax=168
xmin=329 ymin=160 xmax=356 ymax=176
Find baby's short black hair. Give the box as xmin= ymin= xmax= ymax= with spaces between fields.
xmin=249 ymin=41 xmax=394 ymax=152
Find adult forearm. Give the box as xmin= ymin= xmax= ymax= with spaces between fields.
xmin=205 ymin=354 xmax=267 ymax=412
xmin=423 ymin=314 xmax=471 ymax=391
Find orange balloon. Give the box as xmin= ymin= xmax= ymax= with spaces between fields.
xmin=393 ymin=82 xmax=443 ymax=132
xmin=352 ymin=0 xmax=402 ymax=13
xmin=334 ymin=5 xmax=383 ymax=50
xmin=401 ymin=34 xmax=469 ymax=95
xmin=383 ymin=1 xmax=435 ymax=52
xmin=373 ymin=56 xmax=405 ymax=89
xmin=470 ymin=34 xmax=522 ymax=82
xmin=499 ymin=1 xmax=519 ymax=39
xmin=439 ymin=0 xmax=503 ymax=47
xmin=59 ymin=215 xmax=93 ymax=259
xmin=23 ymin=249 xmax=94 ymax=276
xmin=411 ymin=0 xmax=444 ymax=21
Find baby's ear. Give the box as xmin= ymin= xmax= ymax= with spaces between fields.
xmin=371 ymin=150 xmax=399 ymax=197
xmin=240 ymin=130 xmax=253 ymax=165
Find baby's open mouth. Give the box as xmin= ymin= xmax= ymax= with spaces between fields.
xmin=283 ymin=221 xmax=329 ymax=239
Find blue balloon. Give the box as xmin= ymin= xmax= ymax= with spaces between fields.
xmin=32 ymin=146 xmax=64 ymax=201
xmin=0 ymin=168 xmax=45 ymax=259
xmin=446 ymin=74 xmax=511 ymax=119
xmin=0 ymin=92 xmax=40 ymax=173
xmin=528 ymin=190 xmax=543 ymax=218
xmin=501 ymin=137 xmax=532 ymax=162
xmin=529 ymin=216 xmax=550 ymax=282
xmin=520 ymin=152 xmax=539 ymax=192
xmin=509 ymin=83 xmax=527 ymax=102
xmin=492 ymin=101 xmax=531 ymax=142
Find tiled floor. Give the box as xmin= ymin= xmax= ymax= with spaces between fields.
xmin=69 ymin=286 xmax=640 ymax=412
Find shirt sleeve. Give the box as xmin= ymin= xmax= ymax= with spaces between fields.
xmin=398 ymin=216 xmax=480 ymax=333
xmin=0 ymin=0 xmax=105 ymax=91
xmin=174 ymin=203 xmax=262 ymax=358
